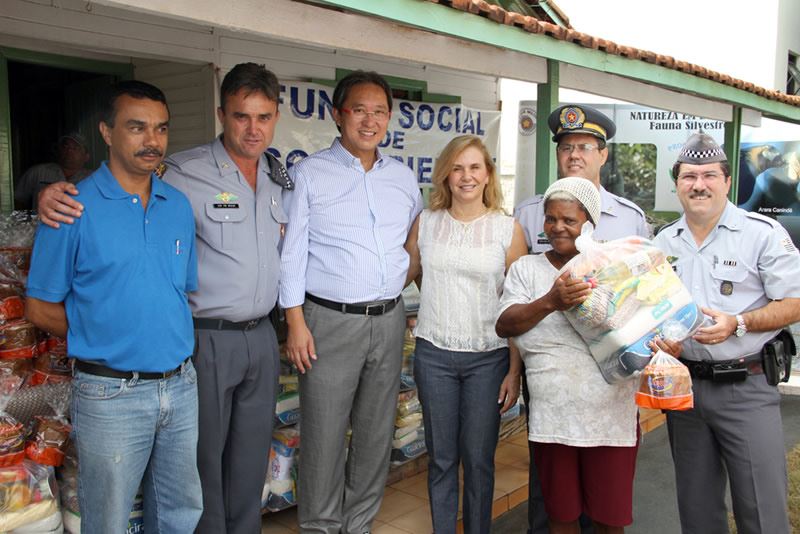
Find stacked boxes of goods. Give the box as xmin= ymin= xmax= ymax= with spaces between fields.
xmin=261 ymin=346 xmax=301 ymax=512
xmin=389 ymin=317 xmax=426 ymax=467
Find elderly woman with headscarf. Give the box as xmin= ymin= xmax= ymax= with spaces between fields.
xmin=495 ymin=177 xmax=644 ymax=534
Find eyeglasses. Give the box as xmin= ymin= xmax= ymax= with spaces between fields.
xmin=341 ymin=107 xmax=391 ymax=121
xmin=676 ymin=171 xmax=725 ymax=184
xmin=556 ymin=143 xmax=601 ymax=154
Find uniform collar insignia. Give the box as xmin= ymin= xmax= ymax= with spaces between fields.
xmin=154 ymin=163 xmax=167 ymax=179
xmin=215 ymin=192 xmax=238 ymax=202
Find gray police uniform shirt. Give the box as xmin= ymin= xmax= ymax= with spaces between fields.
xmin=163 ymin=137 xmax=288 ymax=322
xmin=514 ymin=186 xmax=650 ymax=252
xmin=653 ymin=201 xmax=800 ymax=362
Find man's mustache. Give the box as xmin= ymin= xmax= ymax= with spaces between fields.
xmin=135 ymin=148 xmax=163 ymax=157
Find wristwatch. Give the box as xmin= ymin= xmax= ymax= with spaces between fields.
xmin=734 ymin=314 xmax=747 ymax=337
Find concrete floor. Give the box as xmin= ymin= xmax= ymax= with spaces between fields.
xmin=492 ymin=394 xmax=800 ymax=533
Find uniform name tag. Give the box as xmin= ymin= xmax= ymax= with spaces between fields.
xmin=537 ymin=238 xmax=550 ymax=245
xmin=213 ymin=203 xmax=239 ymax=209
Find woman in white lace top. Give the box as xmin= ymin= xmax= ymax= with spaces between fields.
xmin=404 ymin=135 xmax=527 ymax=534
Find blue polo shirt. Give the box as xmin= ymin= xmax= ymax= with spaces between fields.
xmin=26 ymin=162 xmax=197 ymax=372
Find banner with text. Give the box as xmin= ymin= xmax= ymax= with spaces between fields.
xmin=268 ymin=81 xmax=501 ymax=185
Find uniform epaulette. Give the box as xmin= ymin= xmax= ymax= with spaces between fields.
xmin=265 ymin=151 xmax=294 ymax=190
xmin=744 ymin=210 xmax=782 ymax=228
xmin=515 ymin=194 xmax=545 ymax=210
xmin=614 ymin=195 xmax=646 ymax=216
xmin=654 ymin=218 xmax=679 ymax=236
xmin=165 ymin=146 xmax=209 ymax=170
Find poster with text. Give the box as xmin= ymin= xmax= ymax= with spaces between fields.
xmin=269 ymin=81 xmax=501 ymax=185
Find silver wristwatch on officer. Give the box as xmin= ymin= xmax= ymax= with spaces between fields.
xmin=734 ymin=314 xmax=747 ymax=337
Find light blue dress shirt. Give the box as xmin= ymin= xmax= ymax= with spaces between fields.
xmin=280 ymin=138 xmax=423 ymax=308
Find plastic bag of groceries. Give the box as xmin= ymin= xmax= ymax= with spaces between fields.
xmin=261 ymin=427 xmax=299 ymax=512
xmin=562 ymin=223 xmax=704 ymax=384
xmin=0 ymin=370 xmax=25 ymax=467
xmin=0 ymin=212 xmax=38 ymax=280
xmin=0 ymin=460 xmax=59 ymax=531
xmin=635 ymin=350 xmax=694 ymax=410
xmin=25 ymin=383 xmax=71 ymax=467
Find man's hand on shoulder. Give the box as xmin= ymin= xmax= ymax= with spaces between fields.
xmin=38 ymin=182 xmax=83 ymax=228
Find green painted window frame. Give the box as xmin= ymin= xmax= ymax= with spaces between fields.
xmin=312 ymin=68 xmax=461 ymax=104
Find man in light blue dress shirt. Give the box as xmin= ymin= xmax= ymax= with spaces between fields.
xmin=281 ymin=71 xmax=423 ymax=534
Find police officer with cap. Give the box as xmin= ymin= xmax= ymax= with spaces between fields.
xmin=654 ymin=132 xmax=800 ymax=533
xmin=36 ymin=63 xmax=290 ymax=534
xmin=514 ymin=104 xmax=650 ymax=534
xmin=515 ymin=104 xmax=649 ymax=252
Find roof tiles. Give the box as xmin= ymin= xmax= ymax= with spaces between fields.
xmin=423 ymin=0 xmax=800 ymax=107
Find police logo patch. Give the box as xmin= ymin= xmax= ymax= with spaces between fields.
xmin=720 ymin=281 xmax=733 ymax=296
xmin=519 ymin=107 xmax=536 ymax=136
xmin=781 ymin=237 xmax=796 ymax=253
xmin=560 ymin=106 xmax=586 ymax=131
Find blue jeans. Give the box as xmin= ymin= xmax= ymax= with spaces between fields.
xmin=71 ymin=360 xmax=202 ymax=534
xmin=414 ymin=338 xmax=509 ymax=534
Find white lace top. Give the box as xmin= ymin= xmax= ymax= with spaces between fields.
xmin=499 ymin=254 xmax=638 ymax=447
xmin=414 ymin=209 xmax=514 ymax=352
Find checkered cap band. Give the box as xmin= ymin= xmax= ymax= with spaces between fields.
xmin=679 ymin=146 xmax=724 ymax=160
xmin=676 ymin=132 xmax=727 ymax=164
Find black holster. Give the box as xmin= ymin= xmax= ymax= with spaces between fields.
xmin=762 ymin=329 xmax=796 ymax=386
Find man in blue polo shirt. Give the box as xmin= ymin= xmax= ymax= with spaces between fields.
xmin=25 ymin=80 xmax=202 ymax=534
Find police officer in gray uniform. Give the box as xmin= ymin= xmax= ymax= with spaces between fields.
xmin=654 ymin=132 xmax=800 ymax=534
xmin=515 ymin=104 xmax=650 ymax=253
xmin=514 ymin=104 xmax=649 ymax=534
xmin=36 ymin=63 xmax=289 ymax=534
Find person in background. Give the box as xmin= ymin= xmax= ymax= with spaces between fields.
xmin=25 ymin=80 xmax=201 ymax=533
xmin=496 ymin=177 xmax=675 ymax=534
xmin=403 ymin=135 xmax=527 ymax=534
xmin=15 ymin=132 xmax=91 ymax=211
xmin=280 ymin=70 xmax=423 ymax=534
xmin=654 ymin=132 xmax=800 ymax=533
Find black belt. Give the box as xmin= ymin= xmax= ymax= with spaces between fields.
xmin=680 ymin=353 xmax=763 ymax=381
xmin=306 ymin=293 xmax=400 ymax=316
xmin=193 ymin=316 xmax=266 ymax=331
xmin=75 ymin=358 xmax=189 ymax=380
